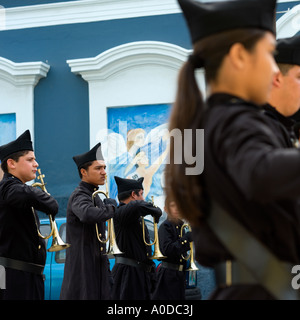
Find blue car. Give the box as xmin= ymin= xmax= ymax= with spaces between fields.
xmin=40 ymin=217 xmax=201 ymax=300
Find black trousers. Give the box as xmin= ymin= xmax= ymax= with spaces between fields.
xmin=0 ymin=268 xmax=44 ymax=300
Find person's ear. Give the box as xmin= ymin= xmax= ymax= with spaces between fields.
xmin=228 ymin=42 xmax=249 ymax=70
xmin=272 ymin=70 xmax=283 ymax=88
xmin=6 ymin=159 xmax=16 ymax=170
xmin=80 ymin=168 xmax=87 ymax=178
xmin=130 ymin=191 xmax=136 ymax=200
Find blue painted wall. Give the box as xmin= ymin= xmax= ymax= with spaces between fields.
xmin=0 ymin=13 xmax=190 ymax=215
xmin=0 ymin=0 xmax=78 ymax=8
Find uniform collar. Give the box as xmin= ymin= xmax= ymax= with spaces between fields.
xmin=207 ymin=93 xmax=260 ymax=110
xmin=264 ymin=103 xmax=295 ymax=129
xmin=3 ymin=172 xmax=23 ymax=183
xmin=167 ymin=217 xmax=184 ymax=227
xmin=79 ymin=180 xmax=98 ymax=193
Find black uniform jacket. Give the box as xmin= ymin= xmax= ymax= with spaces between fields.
xmin=263 ymin=104 xmax=298 ymax=148
xmin=151 ymin=218 xmax=191 ymax=300
xmin=111 ymin=200 xmax=162 ymax=300
xmin=0 ymin=173 xmax=58 ymax=300
xmin=60 ymin=181 xmax=115 ymax=300
xmin=193 ymin=93 xmax=300 ymax=300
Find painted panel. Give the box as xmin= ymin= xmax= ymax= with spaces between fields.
xmin=0 ymin=113 xmax=16 ymax=180
xmin=0 ymin=113 xmax=16 ymax=145
xmin=107 ymin=104 xmax=170 ymax=210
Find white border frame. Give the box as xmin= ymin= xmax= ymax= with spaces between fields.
xmin=2 ymin=0 xmax=299 ymax=31
xmin=3 ymin=0 xmax=181 ymax=31
xmin=0 ymin=56 xmax=50 ymax=140
xmin=277 ymin=4 xmax=300 ymax=37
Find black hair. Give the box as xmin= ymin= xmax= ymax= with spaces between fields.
xmin=78 ymin=161 xmax=94 ymax=179
xmin=1 ymin=150 xmax=31 ymax=173
xmin=118 ymin=189 xmax=142 ymax=202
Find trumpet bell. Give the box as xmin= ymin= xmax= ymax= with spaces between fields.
xmin=106 ymin=242 xmax=123 ymax=256
xmin=149 ymin=246 xmax=166 ymax=260
xmin=47 ymin=221 xmax=71 ymax=252
xmin=104 ymin=219 xmax=123 ymax=256
xmin=48 ymin=236 xmax=71 ymax=252
xmin=186 ymin=260 xmax=199 ymax=271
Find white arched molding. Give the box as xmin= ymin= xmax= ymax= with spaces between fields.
xmin=0 ymin=57 xmax=50 ymax=140
xmin=277 ymin=5 xmax=300 ymax=38
xmin=67 ymin=41 xmax=205 ymax=147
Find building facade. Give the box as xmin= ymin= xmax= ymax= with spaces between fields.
xmin=0 ymin=0 xmax=299 ymax=215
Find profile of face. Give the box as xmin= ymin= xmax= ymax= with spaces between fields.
xmin=244 ymin=32 xmax=278 ymax=105
xmin=165 ymin=200 xmax=181 ymax=221
xmin=81 ymin=160 xmax=106 ymax=186
xmin=131 ymin=189 xmax=144 ymax=201
xmin=280 ymin=65 xmax=300 ymax=116
xmin=7 ymin=151 xmax=38 ymax=183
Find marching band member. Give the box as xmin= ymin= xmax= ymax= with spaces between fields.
xmin=166 ymin=0 xmax=300 ymax=299
xmin=111 ymin=176 xmax=162 ymax=300
xmin=0 ymin=130 xmax=58 ymax=300
xmin=60 ymin=143 xmax=116 ymax=300
xmin=264 ymin=35 xmax=300 ymax=147
xmin=152 ymin=197 xmax=193 ymax=300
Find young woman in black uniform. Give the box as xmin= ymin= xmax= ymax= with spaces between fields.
xmin=165 ymin=0 xmax=300 ymax=300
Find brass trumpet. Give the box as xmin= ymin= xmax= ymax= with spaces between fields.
xmin=32 ymin=169 xmax=71 ymax=252
xmin=180 ymin=223 xmax=198 ymax=271
xmin=92 ymin=176 xmax=123 ymax=256
xmin=142 ymin=196 xmax=166 ymax=260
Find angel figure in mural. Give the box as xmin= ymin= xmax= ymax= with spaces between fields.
xmin=126 ymin=128 xmax=146 ymax=159
xmin=99 ymin=123 xmax=169 ymax=202
xmin=125 ymin=141 xmax=169 ymax=198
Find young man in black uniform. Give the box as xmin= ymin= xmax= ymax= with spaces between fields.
xmin=60 ymin=143 xmax=116 ymax=300
xmin=0 ymin=130 xmax=59 ymax=300
xmin=264 ymin=35 xmax=300 ymax=147
xmin=111 ymin=176 xmax=162 ymax=300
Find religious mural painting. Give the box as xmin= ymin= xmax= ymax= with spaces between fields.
xmin=105 ymin=104 xmax=171 ymax=216
xmin=0 ymin=113 xmax=16 ymax=180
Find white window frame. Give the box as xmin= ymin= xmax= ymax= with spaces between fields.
xmin=67 ymin=41 xmax=205 ymax=149
xmin=0 ymin=56 xmax=50 ymax=142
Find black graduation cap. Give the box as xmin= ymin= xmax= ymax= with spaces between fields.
xmin=114 ymin=176 xmax=144 ymax=194
xmin=72 ymin=142 xmax=104 ymax=168
xmin=178 ymin=0 xmax=277 ymax=44
xmin=275 ymin=35 xmax=300 ymax=66
xmin=0 ymin=129 xmax=33 ymax=162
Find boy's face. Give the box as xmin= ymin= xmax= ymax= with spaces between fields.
xmin=165 ymin=201 xmax=180 ymax=220
xmin=280 ymin=65 xmax=300 ymax=116
xmin=81 ymin=160 xmax=106 ymax=186
xmin=132 ymin=189 xmax=144 ymax=201
xmin=8 ymin=151 xmax=38 ymax=183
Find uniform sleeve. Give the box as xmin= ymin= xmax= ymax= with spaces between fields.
xmin=117 ymin=200 xmax=162 ymax=225
xmin=215 ymin=112 xmax=300 ymax=203
xmin=158 ymin=222 xmax=190 ymax=258
xmin=71 ymin=192 xmax=114 ymax=224
xmin=2 ymin=179 xmax=58 ymax=216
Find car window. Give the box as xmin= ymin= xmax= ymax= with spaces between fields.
xmin=40 ymin=224 xmax=51 ymax=248
xmin=55 ymin=223 xmax=67 ymax=264
xmin=144 ymin=218 xmax=154 ymax=242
